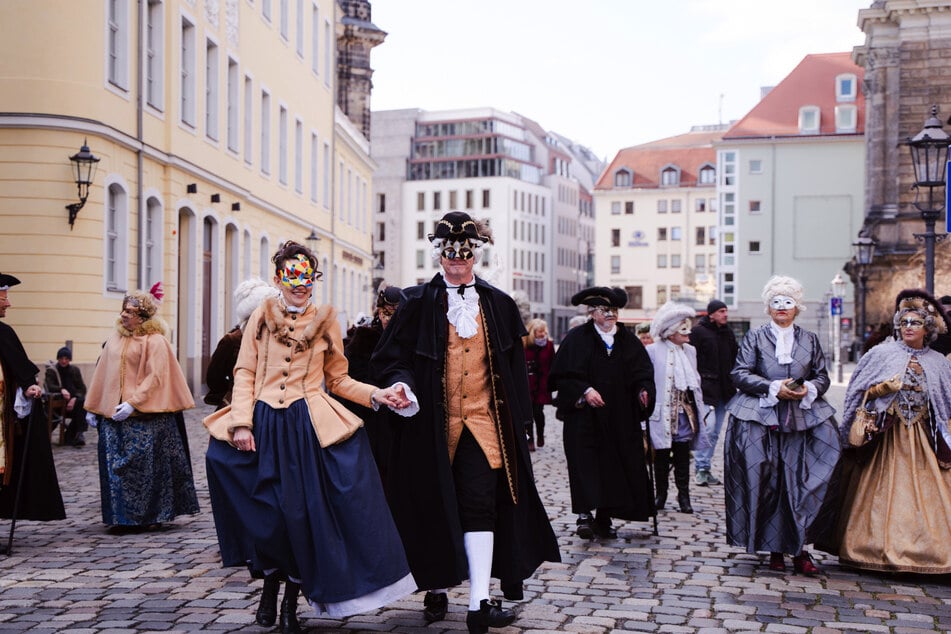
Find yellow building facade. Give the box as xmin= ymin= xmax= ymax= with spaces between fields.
xmin=0 ymin=0 xmax=376 ymax=391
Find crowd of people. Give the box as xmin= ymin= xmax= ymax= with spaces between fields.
xmin=4 ymin=212 xmax=951 ymax=632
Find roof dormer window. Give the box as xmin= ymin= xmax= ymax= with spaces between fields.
xmin=614 ymin=168 xmax=632 ymax=188
xmin=798 ymin=105 xmax=820 ymax=135
xmin=698 ymin=164 xmax=716 ymax=185
xmin=660 ymin=165 xmax=680 ymax=186
xmin=836 ymin=73 xmax=857 ymax=103
xmin=835 ymin=105 xmax=857 ymax=133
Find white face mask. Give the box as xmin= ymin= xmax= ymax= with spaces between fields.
xmin=769 ymin=295 xmax=796 ymax=310
xmin=534 ymin=337 xmax=547 ymax=347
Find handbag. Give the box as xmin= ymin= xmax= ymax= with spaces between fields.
xmin=848 ymin=390 xmax=880 ymax=447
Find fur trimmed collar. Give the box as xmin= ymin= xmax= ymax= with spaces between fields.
xmin=258 ymin=296 xmax=336 ymax=353
xmin=115 ymin=316 xmax=169 ymax=338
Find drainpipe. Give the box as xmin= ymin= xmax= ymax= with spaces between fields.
xmin=136 ymin=0 xmax=145 ymax=289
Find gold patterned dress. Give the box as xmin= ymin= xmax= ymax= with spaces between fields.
xmin=838 ymin=355 xmax=951 ymax=573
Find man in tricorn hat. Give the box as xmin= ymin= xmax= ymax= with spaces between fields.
xmin=549 ymin=286 xmax=656 ymax=539
xmin=0 ymin=273 xmax=66 ymax=525
xmin=371 ymin=211 xmax=560 ymax=632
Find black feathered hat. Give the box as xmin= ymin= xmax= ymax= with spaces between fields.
xmin=0 ymin=272 xmax=22 ymax=289
xmin=427 ymin=211 xmax=488 ymax=243
xmin=571 ymin=286 xmax=627 ymax=308
xmin=376 ymin=285 xmax=403 ymax=308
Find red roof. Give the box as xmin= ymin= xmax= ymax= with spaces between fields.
xmin=724 ymin=52 xmax=865 ymax=140
xmin=595 ymin=128 xmax=722 ymax=190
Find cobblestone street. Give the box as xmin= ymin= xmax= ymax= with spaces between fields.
xmin=2 ymin=374 xmax=951 ymax=632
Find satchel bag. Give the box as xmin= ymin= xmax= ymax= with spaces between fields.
xmin=848 ymin=390 xmax=880 ymax=447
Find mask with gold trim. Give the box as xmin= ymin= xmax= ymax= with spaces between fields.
xmin=280 ymin=255 xmax=315 ymax=289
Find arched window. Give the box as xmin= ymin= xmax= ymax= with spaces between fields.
xmin=259 ymin=235 xmax=271 ymax=279
xmin=660 ymin=166 xmax=680 ymax=186
xmin=144 ymin=194 xmax=163 ymax=288
xmin=614 ymin=168 xmax=632 ymax=187
xmin=698 ymin=164 xmax=716 ymax=185
xmin=104 ymin=180 xmax=130 ymax=292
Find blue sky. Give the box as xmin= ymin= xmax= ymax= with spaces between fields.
xmin=370 ymin=0 xmax=871 ymax=160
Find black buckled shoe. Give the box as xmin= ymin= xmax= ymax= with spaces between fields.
xmin=422 ymin=591 xmax=448 ymax=623
xmin=466 ymin=598 xmax=516 ymax=634
xmin=575 ymin=514 xmax=595 ymax=540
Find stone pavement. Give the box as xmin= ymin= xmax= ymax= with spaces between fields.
xmin=2 ymin=371 xmax=951 ymax=633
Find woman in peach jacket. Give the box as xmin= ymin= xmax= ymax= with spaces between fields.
xmin=204 ymin=241 xmax=414 ymax=634
xmin=85 ymin=289 xmax=198 ymax=533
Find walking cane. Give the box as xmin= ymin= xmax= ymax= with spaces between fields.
xmin=1 ymin=403 xmax=37 ymax=555
xmin=643 ymin=420 xmax=659 ymax=537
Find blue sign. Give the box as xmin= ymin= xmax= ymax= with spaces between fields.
xmin=830 ymin=297 xmax=842 ymax=316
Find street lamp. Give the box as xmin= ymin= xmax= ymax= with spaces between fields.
xmin=906 ymin=105 xmax=950 ymax=295
xmin=305 ymin=228 xmax=321 ymax=255
xmin=851 ymin=233 xmax=876 ymax=358
xmin=830 ymin=272 xmax=847 ymax=383
xmin=66 ymin=139 xmax=100 ymax=229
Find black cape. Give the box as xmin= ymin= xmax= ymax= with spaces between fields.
xmin=370 ymin=274 xmax=560 ymax=593
xmin=549 ymin=320 xmax=656 ymax=521
xmin=0 ymin=321 xmax=66 ymax=520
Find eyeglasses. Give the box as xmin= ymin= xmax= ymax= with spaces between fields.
xmin=899 ymin=318 xmax=925 ymax=329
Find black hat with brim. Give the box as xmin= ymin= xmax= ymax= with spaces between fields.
xmin=571 ymin=286 xmax=627 ymax=308
xmin=377 ymin=285 xmax=403 ymax=308
xmin=427 ymin=211 xmax=487 ymax=243
xmin=0 ymin=273 xmax=22 ymax=289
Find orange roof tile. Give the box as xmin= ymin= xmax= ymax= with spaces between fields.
xmin=595 ymin=128 xmax=721 ymax=190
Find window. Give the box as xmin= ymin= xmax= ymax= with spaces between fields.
xmin=377 ymin=222 xmax=385 ymax=241
xmin=107 ymin=0 xmax=129 ymax=90
xmin=749 ymin=241 xmax=761 ymax=253
xmin=226 ymin=58 xmax=239 ymax=151
xmin=417 ymin=221 xmax=425 ymax=240
xmin=377 ymin=193 xmax=385 ymax=213
xmin=614 ymin=169 xmax=632 ymax=187
xmin=657 ymin=254 xmax=667 ymax=268
xmin=749 ymin=159 xmax=762 ymax=174
xmin=280 ymin=0 xmax=289 ymax=40
xmin=417 ymin=192 xmax=425 ymax=211
xmin=625 ymin=201 xmax=634 ymax=215
xmin=799 ymin=105 xmax=820 ymax=134
xmin=322 ymin=141 xmax=330 ymax=206
xmin=260 ymin=90 xmax=270 ymax=174
xmin=295 ymin=0 xmax=304 ymax=56
xmin=416 ymin=250 xmax=425 ymax=269
xmin=262 ymin=0 xmax=271 ymax=21
xmin=482 ymin=189 xmax=490 ymax=208
xmin=749 ymin=200 xmax=761 ymax=213
xmin=671 ymin=199 xmax=681 ymax=213
xmin=611 ymin=229 xmax=620 ymax=247
xmin=696 ymin=227 xmax=705 ymax=245
xmin=323 ymin=20 xmax=331 ymax=84
xmin=610 ymin=255 xmax=621 ymax=274
xmin=835 ymin=105 xmax=857 ymax=133
xmin=671 ymin=254 xmax=681 ymax=268
xmin=709 ymin=226 xmax=717 ymax=245
xmin=657 ymin=286 xmax=667 ymax=305
xmin=145 ymin=0 xmax=164 ymax=109
xmin=696 ymin=198 xmax=706 ymax=212
xmin=671 ymin=285 xmax=681 ymax=300
xmin=721 ymin=151 xmax=736 ymax=186
xmin=205 ymin=39 xmax=219 ymax=140
xmin=671 ymin=227 xmax=682 ymax=241
xmin=433 ymin=191 xmax=441 ymax=211
xmin=657 ymin=228 xmax=667 ymax=241
xmin=294 ymin=119 xmax=303 ymax=193
xmin=611 ymin=201 xmax=621 ymax=215
xmin=105 ymin=182 xmax=129 ymax=291
xmin=243 ymin=75 xmax=253 ymax=164
xmin=657 ymin=199 xmax=667 ymax=213
xmin=311 ymin=3 xmax=320 ymax=73
xmin=661 ymin=167 xmax=679 ymax=186
xmin=144 ymin=196 xmax=162 ymax=287
xmin=698 ymin=165 xmax=715 ymax=185
xmin=836 ymin=73 xmax=857 ymax=102
xmin=278 ymin=106 xmax=288 ymax=184
xmin=465 ymin=189 xmax=474 ymax=209
xmin=625 ymin=286 xmax=643 ymax=309
xmin=180 ymin=16 xmax=196 ymax=126
xmin=310 ymin=132 xmax=318 ymax=202
xmin=695 ymin=253 xmax=705 ymax=272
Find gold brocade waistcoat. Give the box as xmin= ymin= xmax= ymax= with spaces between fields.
xmin=445 ymin=319 xmax=502 ymax=468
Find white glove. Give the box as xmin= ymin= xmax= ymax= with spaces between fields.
xmin=86 ymin=412 xmax=99 ymax=429
xmin=112 ymin=402 xmax=134 ymax=421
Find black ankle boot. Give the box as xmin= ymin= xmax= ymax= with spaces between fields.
xmin=422 ymin=591 xmax=448 ymax=623
xmin=673 ymin=442 xmax=693 ymax=514
xmin=575 ymin=513 xmax=595 ymax=539
xmin=466 ymin=598 xmax=516 ymax=634
xmin=279 ymin=581 xmax=301 ymax=634
xmin=255 ymin=574 xmax=281 ymax=627
xmin=678 ymin=492 xmax=694 ymax=514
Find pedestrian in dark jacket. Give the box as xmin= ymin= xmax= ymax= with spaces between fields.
xmin=44 ymin=346 xmax=88 ymax=446
xmin=689 ymin=299 xmax=738 ymax=486
xmin=523 ymin=318 xmax=554 ymax=451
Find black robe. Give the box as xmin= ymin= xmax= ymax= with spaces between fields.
xmin=370 ymin=274 xmax=560 ymax=593
xmin=549 ymin=320 xmax=656 ymax=521
xmin=0 ymin=321 xmax=66 ymax=521
xmin=341 ymin=321 xmax=392 ymax=479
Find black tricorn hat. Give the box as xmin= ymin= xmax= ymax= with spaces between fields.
xmin=0 ymin=272 xmax=22 ymax=289
xmin=895 ymin=288 xmax=951 ymax=333
xmin=376 ymin=285 xmax=403 ymax=308
xmin=427 ymin=211 xmax=487 ymax=243
xmin=571 ymin=286 xmax=627 ymax=308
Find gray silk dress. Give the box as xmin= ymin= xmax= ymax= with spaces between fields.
xmin=724 ymin=323 xmax=840 ymax=555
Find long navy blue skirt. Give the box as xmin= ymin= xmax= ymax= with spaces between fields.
xmin=205 ymin=399 xmax=415 ymax=617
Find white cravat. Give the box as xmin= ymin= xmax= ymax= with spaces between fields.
xmin=666 ymin=339 xmax=699 ymax=391
xmin=595 ymin=324 xmax=617 ymax=354
xmin=446 ymin=283 xmax=480 ymax=339
xmin=770 ymin=320 xmax=794 ymax=365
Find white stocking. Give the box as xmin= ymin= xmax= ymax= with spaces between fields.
xmin=464 ymin=531 xmax=494 ymax=610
